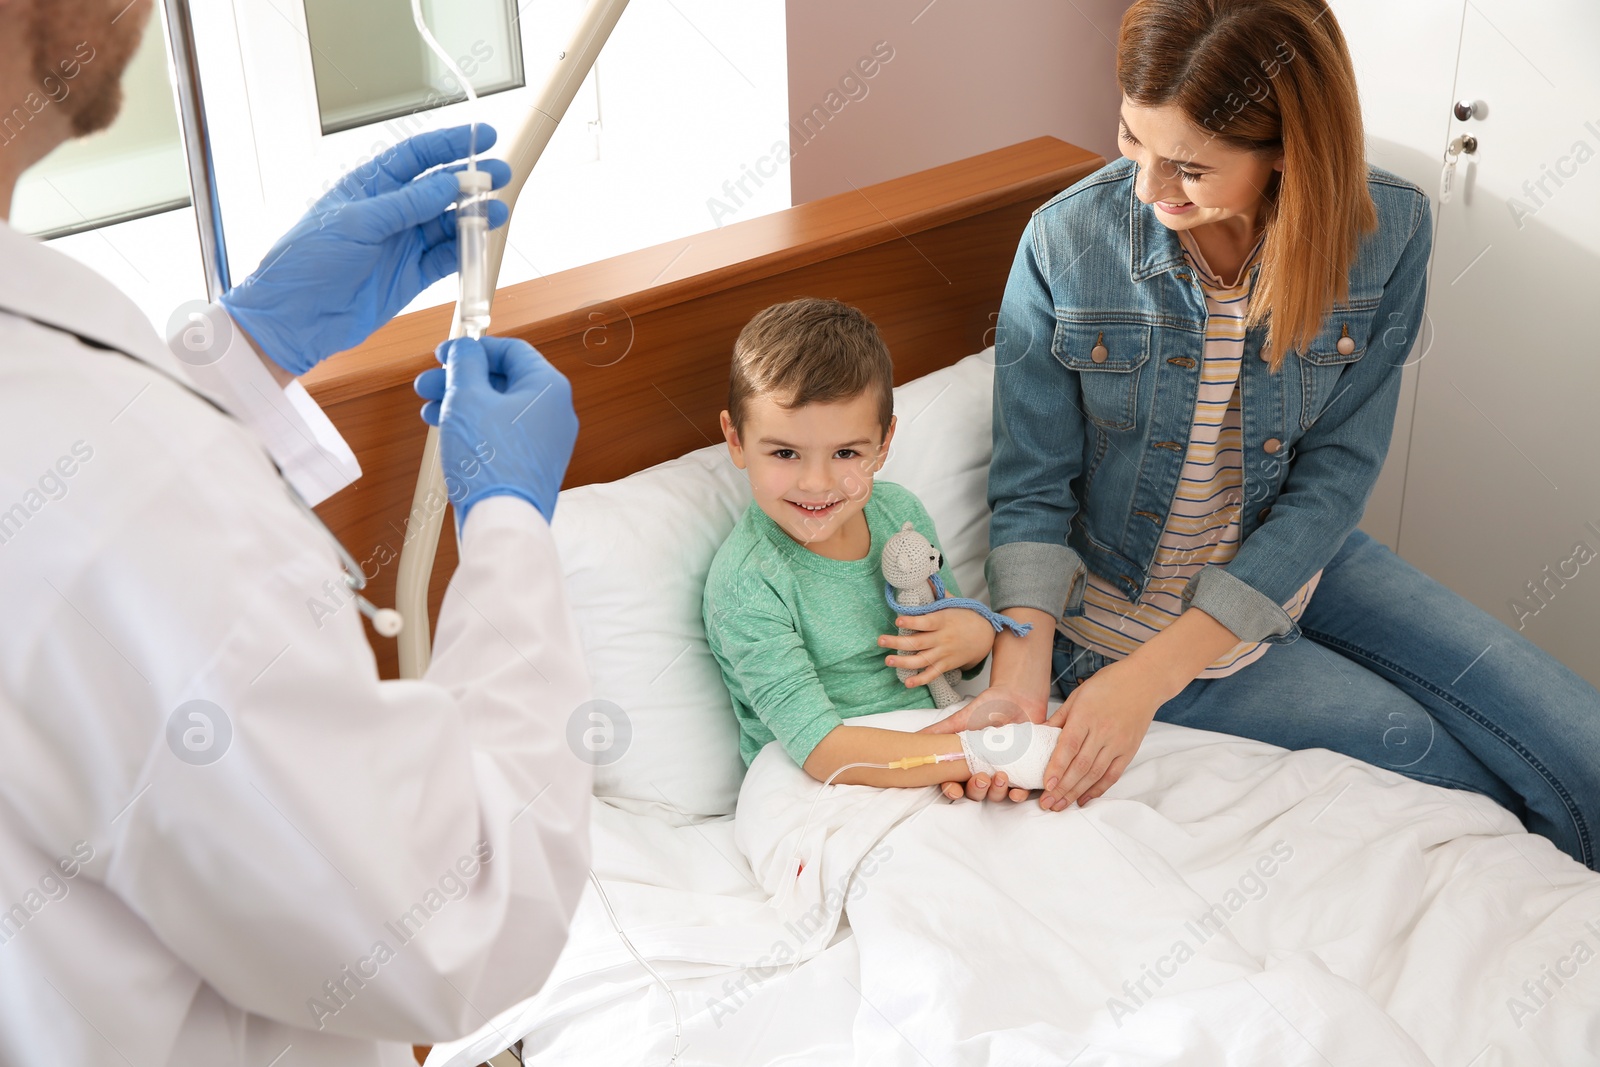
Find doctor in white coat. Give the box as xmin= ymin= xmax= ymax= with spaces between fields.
xmin=0 ymin=2 xmax=593 ymax=1064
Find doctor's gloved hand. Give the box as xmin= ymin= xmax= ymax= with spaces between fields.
xmin=415 ymin=335 xmax=577 ymax=531
xmin=219 ymin=124 xmax=512 ymax=376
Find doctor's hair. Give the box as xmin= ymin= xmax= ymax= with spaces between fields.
xmin=1117 ymin=0 xmax=1378 ymax=372
xmin=726 ymin=297 xmax=894 ymax=436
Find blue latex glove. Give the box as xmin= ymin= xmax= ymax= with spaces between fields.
xmin=220 ymin=124 xmax=512 ymax=376
xmin=414 ymin=336 xmax=577 ymax=530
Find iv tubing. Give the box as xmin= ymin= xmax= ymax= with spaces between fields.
xmin=402 ymin=7 xmax=637 ymax=1064
xmin=778 ymin=754 xmax=966 ymax=978
xmin=395 ymin=0 xmax=633 ymax=677
xmin=589 ymin=869 xmax=684 ymax=1066
xmin=587 ymin=756 xmax=966 ymax=1059
xmin=408 ymin=0 xmax=480 ymax=168
xmin=409 ymin=2 xmax=493 ymax=340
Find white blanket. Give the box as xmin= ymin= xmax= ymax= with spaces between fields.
xmin=736 ymin=706 xmax=1600 ymax=1066
xmin=430 ymin=708 xmax=1600 ymax=1066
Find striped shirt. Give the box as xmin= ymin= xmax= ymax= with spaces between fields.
xmin=1059 ymin=228 xmax=1321 ymax=677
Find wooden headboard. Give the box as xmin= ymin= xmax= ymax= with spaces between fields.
xmin=304 ymin=136 xmax=1103 ymax=679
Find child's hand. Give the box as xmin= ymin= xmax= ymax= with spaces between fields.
xmin=878 ymin=608 xmax=996 ymax=687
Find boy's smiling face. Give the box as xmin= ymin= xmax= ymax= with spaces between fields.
xmin=721 ymin=390 xmax=896 ymax=560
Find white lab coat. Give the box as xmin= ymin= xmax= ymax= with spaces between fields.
xmin=0 ymin=222 xmax=593 ymax=1066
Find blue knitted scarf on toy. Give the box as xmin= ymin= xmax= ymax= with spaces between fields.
xmin=883 ymin=574 xmax=1034 ymax=637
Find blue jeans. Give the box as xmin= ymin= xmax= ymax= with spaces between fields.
xmin=1051 ymin=528 xmax=1600 ymax=871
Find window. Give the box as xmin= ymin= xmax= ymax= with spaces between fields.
xmin=26 ymin=0 xmax=790 ymax=334
xmin=302 ymin=0 xmax=525 ymax=134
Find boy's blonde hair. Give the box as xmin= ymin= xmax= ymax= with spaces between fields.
xmin=727 ymin=298 xmax=894 ymax=436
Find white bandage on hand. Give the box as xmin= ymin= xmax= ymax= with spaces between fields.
xmin=958 ymin=722 xmax=1063 ymax=791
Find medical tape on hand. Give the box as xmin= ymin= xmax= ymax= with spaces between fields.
xmin=958 ymin=722 xmax=1062 ymax=791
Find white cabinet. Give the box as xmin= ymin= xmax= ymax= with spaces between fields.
xmin=1340 ymin=0 xmax=1599 ymax=686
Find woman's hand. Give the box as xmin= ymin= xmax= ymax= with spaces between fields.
xmin=878 ymin=608 xmax=996 ymax=688
xmin=917 ymin=684 xmax=1048 ymax=734
xmin=1034 ymin=607 xmax=1234 ymax=810
xmin=1037 ymin=658 xmax=1165 ymax=811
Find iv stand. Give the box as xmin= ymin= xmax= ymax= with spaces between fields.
xmin=160 ymin=0 xmax=231 ymax=300
xmin=157 ymin=0 xmax=632 ymax=677
xmin=395 ymin=0 xmax=633 ymax=678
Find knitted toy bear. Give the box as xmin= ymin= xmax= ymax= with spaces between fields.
xmin=880 ymin=521 xmax=964 ymax=707
xmin=880 ymin=521 xmax=1036 ymax=710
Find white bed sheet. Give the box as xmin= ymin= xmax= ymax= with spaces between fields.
xmin=429 ymin=709 xmax=1600 ymax=1067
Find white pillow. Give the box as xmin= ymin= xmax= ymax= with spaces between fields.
xmin=549 ymin=351 xmax=998 ymax=817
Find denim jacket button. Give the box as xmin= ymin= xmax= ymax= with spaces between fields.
xmin=1091 ymin=343 xmax=1109 ymax=363
xmin=1263 ymin=437 xmax=1282 ymax=454
xmin=1258 ymin=506 xmax=1272 ymax=521
xmin=1336 ymin=335 xmax=1356 ymax=356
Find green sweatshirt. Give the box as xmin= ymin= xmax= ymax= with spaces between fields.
xmin=703 ymin=481 xmax=971 ymax=768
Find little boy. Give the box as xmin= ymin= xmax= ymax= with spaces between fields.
xmin=702 ymin=298 xmax=1059 ymax=791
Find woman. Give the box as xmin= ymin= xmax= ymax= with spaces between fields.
xmin=923 ymin=0 xmax=1600 ymax=870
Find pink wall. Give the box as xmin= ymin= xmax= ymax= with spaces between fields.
xmin=784 ymin=0 xmax=1131 ymax=204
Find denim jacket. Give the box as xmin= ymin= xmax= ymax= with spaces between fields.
xmin=986 ymin=156 xmax=1432 ymax=645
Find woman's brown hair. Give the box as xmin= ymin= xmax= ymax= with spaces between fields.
xmin=1117 ymin=0 xmax=1377 ymax=370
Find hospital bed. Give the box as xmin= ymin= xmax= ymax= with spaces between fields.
xmin=301 ymin=138 xmax=1600 ymax=1066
